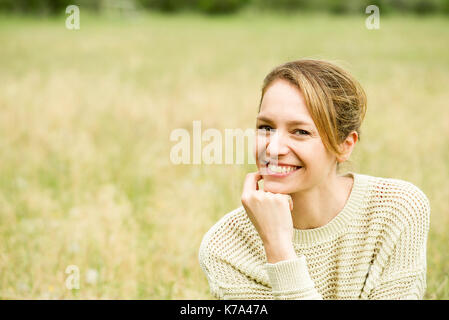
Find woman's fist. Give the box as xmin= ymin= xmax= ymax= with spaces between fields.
xmin=241 ymin=172 xmax=295 ymax=249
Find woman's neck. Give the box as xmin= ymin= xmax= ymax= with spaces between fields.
xmin=290 ymin=173 xmax=354 ymax=230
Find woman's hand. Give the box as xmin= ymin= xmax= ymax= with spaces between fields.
xmin=241 ymin=172 xmax=297 ymax=263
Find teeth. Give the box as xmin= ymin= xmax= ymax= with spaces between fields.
xmin=268 ymin=164 xmax=299 ymax=174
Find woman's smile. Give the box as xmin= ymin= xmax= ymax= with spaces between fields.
xmin=263 ymin=162 xmax=303 ymax=177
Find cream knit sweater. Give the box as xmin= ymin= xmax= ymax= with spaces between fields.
xmin=199 ymin=172 xmax=430 ymax=300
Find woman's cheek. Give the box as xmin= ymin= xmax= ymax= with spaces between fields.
xmin=254 ymin=141 xmax=267 ymax=168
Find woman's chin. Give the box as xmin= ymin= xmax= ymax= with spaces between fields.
xmin=262 ymin=181 xmax=296 ymax=194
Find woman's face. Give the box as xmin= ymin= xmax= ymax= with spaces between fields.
xmin=255 ymin=79 xmax=337 ymax=194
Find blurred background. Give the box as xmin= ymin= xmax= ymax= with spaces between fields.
xmin=0 ymin=0 xmax=448 ymax=299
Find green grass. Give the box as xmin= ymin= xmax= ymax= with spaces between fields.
xmin=0 ymin=11 xmax=448 ymax=299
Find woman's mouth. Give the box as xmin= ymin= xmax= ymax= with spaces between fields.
xmin=263 ymin=163 xmax=303 ymax=177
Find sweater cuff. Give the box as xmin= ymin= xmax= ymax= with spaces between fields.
xmin=264 ymin=255 xmax=314 ymax=292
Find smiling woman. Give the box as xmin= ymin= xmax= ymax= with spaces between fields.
xmin=198 ymin=59 xmax=430 ymax=300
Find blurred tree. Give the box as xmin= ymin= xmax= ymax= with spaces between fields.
xmin=0 ymin=0 xmax=447 ymax=14
xmin=137 ymin=0 xmax=190 ymax=12
xmin=252 ymin=0 xmax=308 ymax=11
xmin=443 ymin=0 xmax=449 ymax=13
xmin=197 ymin=0 xmax=250 ymax=14
xmin=0 ymin=0 xmax=101 ymax=14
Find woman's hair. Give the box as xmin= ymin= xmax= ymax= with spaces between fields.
xmin=258 ymin=59 xmax=367 ymax=170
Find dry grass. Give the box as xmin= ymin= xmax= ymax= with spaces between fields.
xmin=0 ymin=11 xmax=448 ymax=299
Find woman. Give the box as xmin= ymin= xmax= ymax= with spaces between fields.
xmin=199 ymin=59 xmax=430 ymax=300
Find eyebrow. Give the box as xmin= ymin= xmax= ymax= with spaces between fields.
xmin=256 ymin=115 xmax=313 ymax=127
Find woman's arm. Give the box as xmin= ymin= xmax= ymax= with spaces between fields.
xmin=228 ymin=172 xmax=323 ymax=299
xmin=362 ymin=187 xmax=430 ymax=300
xmin=261 ymin=239 xmax=322 ymax=299
xmin=264 ymin=255 xmax=323 ymax=300
xmin=199 ymin=235 xmax=322 ymax=300
xmin=200 ymin=173 xmax=321 ymax=299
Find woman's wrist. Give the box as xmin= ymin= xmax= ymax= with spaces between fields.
xmin=263 ymin=240 xmax=297 ymax=264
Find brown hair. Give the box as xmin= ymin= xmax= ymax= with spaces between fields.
xmin=258 ymin=59 xmax=367 ymax=170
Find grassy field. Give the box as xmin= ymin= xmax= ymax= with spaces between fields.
xmin=0 ymin=11 xmax=448 ymax=299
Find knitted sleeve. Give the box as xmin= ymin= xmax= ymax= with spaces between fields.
xmin=199 ymin=242 xmax=322 ymax=299
xmin=199 ymin=208 xmax=323 ymax=300
xmin=367 ymin=185 xmax=431 ymax=300
xmin=264 ymin=255 xmax=323 ymax=299
xmin=199 ymin=231 xmax=273 ymax=299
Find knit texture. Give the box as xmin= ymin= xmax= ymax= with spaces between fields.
xmin=199 ymin=172 xmax=430 ymax=300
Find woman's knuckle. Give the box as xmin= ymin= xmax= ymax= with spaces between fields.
xmin=271 ymin=193 xmax=281 ymax=200
xmin=252 ymin=192 xmax=261 ymax=201
xmin=241 ymin=193 xmax=251 ymax=202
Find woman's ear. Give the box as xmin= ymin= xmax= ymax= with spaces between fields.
xmin=336 ymin=131 xmax=358 ymax=163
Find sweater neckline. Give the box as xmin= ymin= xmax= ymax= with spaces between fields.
xmin=292 ymin=171 xmax=368 ymax=246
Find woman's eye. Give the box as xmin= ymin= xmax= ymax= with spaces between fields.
xmin=257 ymin=125 xmax=273 ymax=132
xmin=295 ymin=129 xmax=309 ymax=135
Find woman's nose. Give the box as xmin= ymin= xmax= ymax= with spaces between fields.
xmin=266 ymin=131 xmax=289 ymax=159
